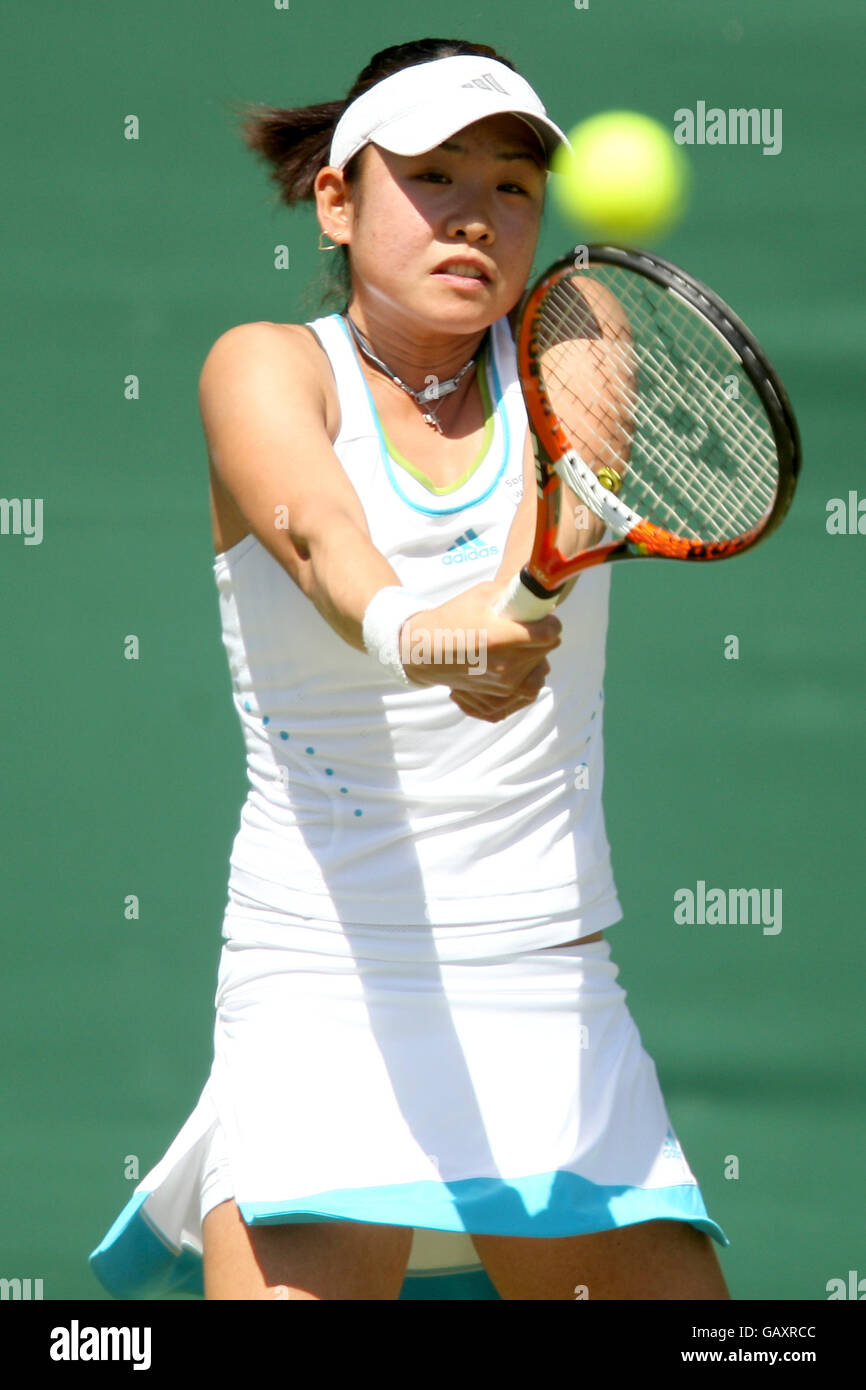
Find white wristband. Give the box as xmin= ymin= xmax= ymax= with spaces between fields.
xmin=361 ymin=586 xmax=427 ymax=686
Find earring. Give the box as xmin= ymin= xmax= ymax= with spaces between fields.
xmin=318 ymin=231 xmax=339 ymax=252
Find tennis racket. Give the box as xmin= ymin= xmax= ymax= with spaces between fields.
xmin=494 ymin=244 xmax=801 ymax=620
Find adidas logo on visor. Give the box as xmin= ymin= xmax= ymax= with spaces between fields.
xmin=461 ymin=73 xmax=509 ymax=94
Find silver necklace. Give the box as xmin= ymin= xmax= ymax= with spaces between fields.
xmin=342 ymin=313 xmax=484 ymax=433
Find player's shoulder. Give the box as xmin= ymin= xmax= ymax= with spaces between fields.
xmin=199 ymin=320 xmax=338 ymax=434
xmin=200 ymin=319 xmax=326 ymax=379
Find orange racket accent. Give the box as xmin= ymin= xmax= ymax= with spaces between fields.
xmin=519 ymin=272 xmax=575 ymax=471
xmin=626 ymin=517 xmax=766 ymax=560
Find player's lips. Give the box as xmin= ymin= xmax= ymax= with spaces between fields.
xmin=431 ymin=257 xmax=492 ymax=284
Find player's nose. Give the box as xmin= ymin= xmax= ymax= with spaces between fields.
xmin=445 ymin=215 xmax=493 ymax=243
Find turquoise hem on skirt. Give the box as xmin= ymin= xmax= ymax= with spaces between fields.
xmin=89 ymin=1171 xmax=729 ymax=1300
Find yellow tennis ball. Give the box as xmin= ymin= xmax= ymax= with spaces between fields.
xmin=551 ymin=111 xmax=690 ymax=241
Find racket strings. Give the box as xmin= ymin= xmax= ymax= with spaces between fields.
xmin=547 ymin=279 xmax=776 ymax=539
xmin=634 ymin=286 xmax=778 ymax=518
xmin=535 ymin=272 xmax=780 ymax=542
xmin=549 ymin=273 xmax=777 ymax=532
xmin=631 ymin=330 xmax=776 ymax=535
xmin=542 ymin=278 xmax=774 ymax=539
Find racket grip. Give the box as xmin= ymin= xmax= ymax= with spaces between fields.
xmin=493 ymin=571 xmax=561 ymax=620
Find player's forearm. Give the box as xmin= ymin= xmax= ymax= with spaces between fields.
xmin=292 ymin=509 xmax=408 ymax=652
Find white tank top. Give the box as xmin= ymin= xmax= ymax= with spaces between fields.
xmin=212 ymin=311 xmax=622 ymax=958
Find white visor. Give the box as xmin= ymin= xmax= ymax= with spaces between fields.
xmin=328 ymin=55 xmax=571 ymax=172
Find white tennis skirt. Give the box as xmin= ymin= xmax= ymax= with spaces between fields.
xmin=90 ymin=915 xmax=728 ymax=1300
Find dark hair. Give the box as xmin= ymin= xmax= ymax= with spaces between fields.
xmin=229 ymin=39 xmax=520 ymax=313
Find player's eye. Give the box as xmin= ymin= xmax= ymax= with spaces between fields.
xmin=414 ymin=171 xmax=529 ymax=195
xmin=414 ymin=168 xmax=536 ymax=200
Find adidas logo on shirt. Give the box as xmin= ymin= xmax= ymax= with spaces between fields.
xmin=442 ymin=528 xmax=500 ymax=565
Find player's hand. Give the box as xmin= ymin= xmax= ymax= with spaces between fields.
xmin=400 ymin=580 xmax=561 ymax=722
xmin=448 ymin=655 xmax=553 ymax=722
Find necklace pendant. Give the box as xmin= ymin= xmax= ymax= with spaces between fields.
xmin=423 ymin=412 xmax=443 ymax=433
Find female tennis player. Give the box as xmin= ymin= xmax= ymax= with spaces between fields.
xmin=90 ymin=37 xmax=730 ymax=1301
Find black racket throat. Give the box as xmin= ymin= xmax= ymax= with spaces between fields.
xmin=518 ymin=567 xmax=566 ymax=601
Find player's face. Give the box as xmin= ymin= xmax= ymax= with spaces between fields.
xmin=342 ymin=113 xmax=547 ymax=338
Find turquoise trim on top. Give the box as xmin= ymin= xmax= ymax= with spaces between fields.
xmin=334 ymin=315 xmax=510 ymax=517
xmin=89 ymin=1167 xmax=729 ymax=1300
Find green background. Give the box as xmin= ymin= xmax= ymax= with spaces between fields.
xmin=1 ymin=0 xmax=863 ymax=1300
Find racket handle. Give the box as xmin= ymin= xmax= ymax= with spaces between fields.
xmin=493 ymin=570 xmax=561 ymax=620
